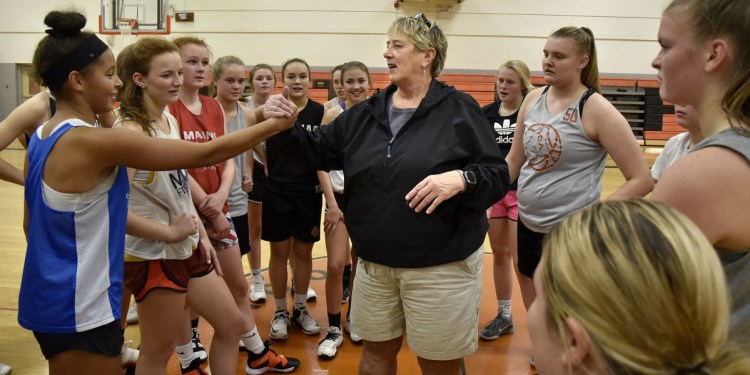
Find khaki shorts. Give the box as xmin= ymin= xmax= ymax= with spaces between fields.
xmin=351 ymin=247 xmax=483 ymax=360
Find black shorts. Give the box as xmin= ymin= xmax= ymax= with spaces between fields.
xmin=33 ymin=320 xmax=122 ymax=360
xmin=232 ymin=213 xmax=251 ymax=255
xmin=262 ymin=191 xmax=322 ymax=243
xmin=517 ymin=217 xmax=546 ymax=278
xmin=247 ymin=163 xmax=266 ymax=203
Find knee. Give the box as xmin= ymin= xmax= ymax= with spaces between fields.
xmin=249 ymin=223 xmax=262 ymax=238
xmin=493 ymin=247 xmax=512 ymax=263
xmin=228 ymin=278 xmax=249 ymax=299
xmin=327 ymin=261 xmax=345 ymax=278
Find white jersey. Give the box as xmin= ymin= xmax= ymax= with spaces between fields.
xmin=650 ymin=132 xmax=691 ymax=181
xmin=124 ymin=113 xmax=199 ymax=260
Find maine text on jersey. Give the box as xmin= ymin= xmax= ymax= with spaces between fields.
xmin=182 ymin=130 xmax=217 ymax=141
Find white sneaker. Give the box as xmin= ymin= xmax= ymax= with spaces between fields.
xmin=269 ymin=310 xmax=290 ymax=340
xmin=344 ymin=319 xmax=363 ymax=344
xmin=121 ymin=341 xmax=139 ymax=367
xmin=250 ymin=274 xmax=266 ymax=303
xmin=0 ymin=363 xmax=12 ymax=375
xmin=292 ymin=307 xmax=320 ymax=335
xmin=317 ymin=326 xmax=343 ymax=359
xmin=306 ymin=287 xmax=317 ymax=302
xmin=126 ymin=302 xmax=138 ymax=324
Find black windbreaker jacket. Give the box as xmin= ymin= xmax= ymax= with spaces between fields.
xmin=293 ymin=79 xmax=509 ymax=268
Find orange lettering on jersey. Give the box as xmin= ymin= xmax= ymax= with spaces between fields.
xmin=562 ymin=108 xmax=578 ymax=123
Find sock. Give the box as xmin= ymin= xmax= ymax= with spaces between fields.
xmin=251 ymin=268 xmax=262 ymax=277
xmin=328 ymin=312 xmax=342 ymax=329
xmin=293 ymin=293 xmax=306 ymax=310
xmin=241 ymin=327 xmax=266 ymax=355
xmin=274 ymin=298 xmax=287 ymax=312
xmin=175 ymin=342 xmax=195 ymax=368
xmin=499 ymin=300 xmax=512 ymax=319
xmin=191 ymin=318 xmax=199 ymax=336
xmin=342 ymin=264 xmax=352 ymax=289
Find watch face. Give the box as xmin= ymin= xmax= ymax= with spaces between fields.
xmin=465 ymin=170 xmax=477 ymax=184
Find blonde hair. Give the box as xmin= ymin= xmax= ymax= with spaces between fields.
xmin=495 ymin=60 xmax=535 ymax=101
xmin=665 ymin=0 xmax=750 ymax=131
xmin=209 ymin=55 xmax=245 ymax=98
xmin=550 ymin=26 xmax=600 ymax=93
xmin=115 ymin=37 xmax=179 ymax=137
xmin=387 ymin=14 xmax=447 ymax=78
xmin=541 ymin=199 xmax=750 ymax=374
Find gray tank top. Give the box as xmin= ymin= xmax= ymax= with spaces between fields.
xmin=226 ymin=103 xmax=248 ymax=217
xmin=517 ymin=87 xmax=604 ymax=233
xmin=692 ymin=127 xmax=750 ymax=342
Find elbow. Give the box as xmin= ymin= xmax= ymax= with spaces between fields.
xmin=641 ymin=177 xmax=655 ymax=196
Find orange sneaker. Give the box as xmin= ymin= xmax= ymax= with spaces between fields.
xmin=246 ymin=341 xmax=301 ymax=374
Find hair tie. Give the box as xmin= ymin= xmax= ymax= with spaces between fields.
xmin=44 ymin=28 xmax=79 ymax=37
xmin=39 ymin=34 xmax=109 ymax=90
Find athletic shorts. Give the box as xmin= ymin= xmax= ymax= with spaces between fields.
xmin=262 ymin=191 xmax=322 ymax=243
xmin=33 ymin=320 xmax=122 ymax=360
xmin=231 ymin=213 xmax=251 ymax=255
xmin=124 ymin=251 xmax=214 ymax=303
xmin=203 ymin=214 xmax=239 ymax=251
xmin=247 ymin=163 xmax=266 ymax=203
xmin=517 ymin=217 xmax=546 ymax=278
xmin=489 ymin=190 xmax=518 ymax=221
xmin=351 ymin=247 xmax=483 ymax=360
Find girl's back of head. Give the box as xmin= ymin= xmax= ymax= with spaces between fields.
xmin=538 ymin=199 xmax=750 ymax=374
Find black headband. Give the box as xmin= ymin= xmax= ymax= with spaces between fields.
xmin=40 ymin=34 xmax=109 ymax=89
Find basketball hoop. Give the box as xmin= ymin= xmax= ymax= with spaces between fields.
xmin=117 ymin=18 xmax=138 ymax=36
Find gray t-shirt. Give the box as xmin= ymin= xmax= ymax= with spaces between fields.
xmin=226 ymin=103 xmax=248 ymax=217
xmin=692 ymin=127 xmax=750 ymax=343
xmin=388 ymin=97 xmax=417 ymax=137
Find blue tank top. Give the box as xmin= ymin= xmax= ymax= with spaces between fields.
xmin=19 ymin=121 xmax=129 ymax=333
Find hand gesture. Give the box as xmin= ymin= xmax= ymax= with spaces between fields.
xmin=405 ymin=170 xmax=464 ymax=214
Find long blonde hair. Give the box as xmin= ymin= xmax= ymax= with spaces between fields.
xmin=542 ymin=199 xmax=750 ymax=374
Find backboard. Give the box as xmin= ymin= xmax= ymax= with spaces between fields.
xmin=99 ymin=0 xmax=171 ymax=35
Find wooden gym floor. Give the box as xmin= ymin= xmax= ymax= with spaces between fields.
xmin=0 ymin=146 xmax=641 ymax=374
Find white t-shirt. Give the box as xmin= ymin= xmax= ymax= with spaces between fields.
xmin=651 ymin=132 xmax=691 ymax=181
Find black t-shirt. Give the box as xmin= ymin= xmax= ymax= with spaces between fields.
xmin=265 ymin=99 xmax=325 ymax=196
xmin=482 ymin=100 xmax=518 ymax=190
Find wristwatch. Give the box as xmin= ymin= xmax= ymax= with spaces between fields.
xmin=462 ymin=170 xmax=477 ymax=194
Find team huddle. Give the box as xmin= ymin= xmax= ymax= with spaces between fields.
xmin=3 ymin=0 xmax=750 ymax=374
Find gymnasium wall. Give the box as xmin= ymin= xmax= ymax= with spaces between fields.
xmin=1 ymin=0 xmax=669 ymax=74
